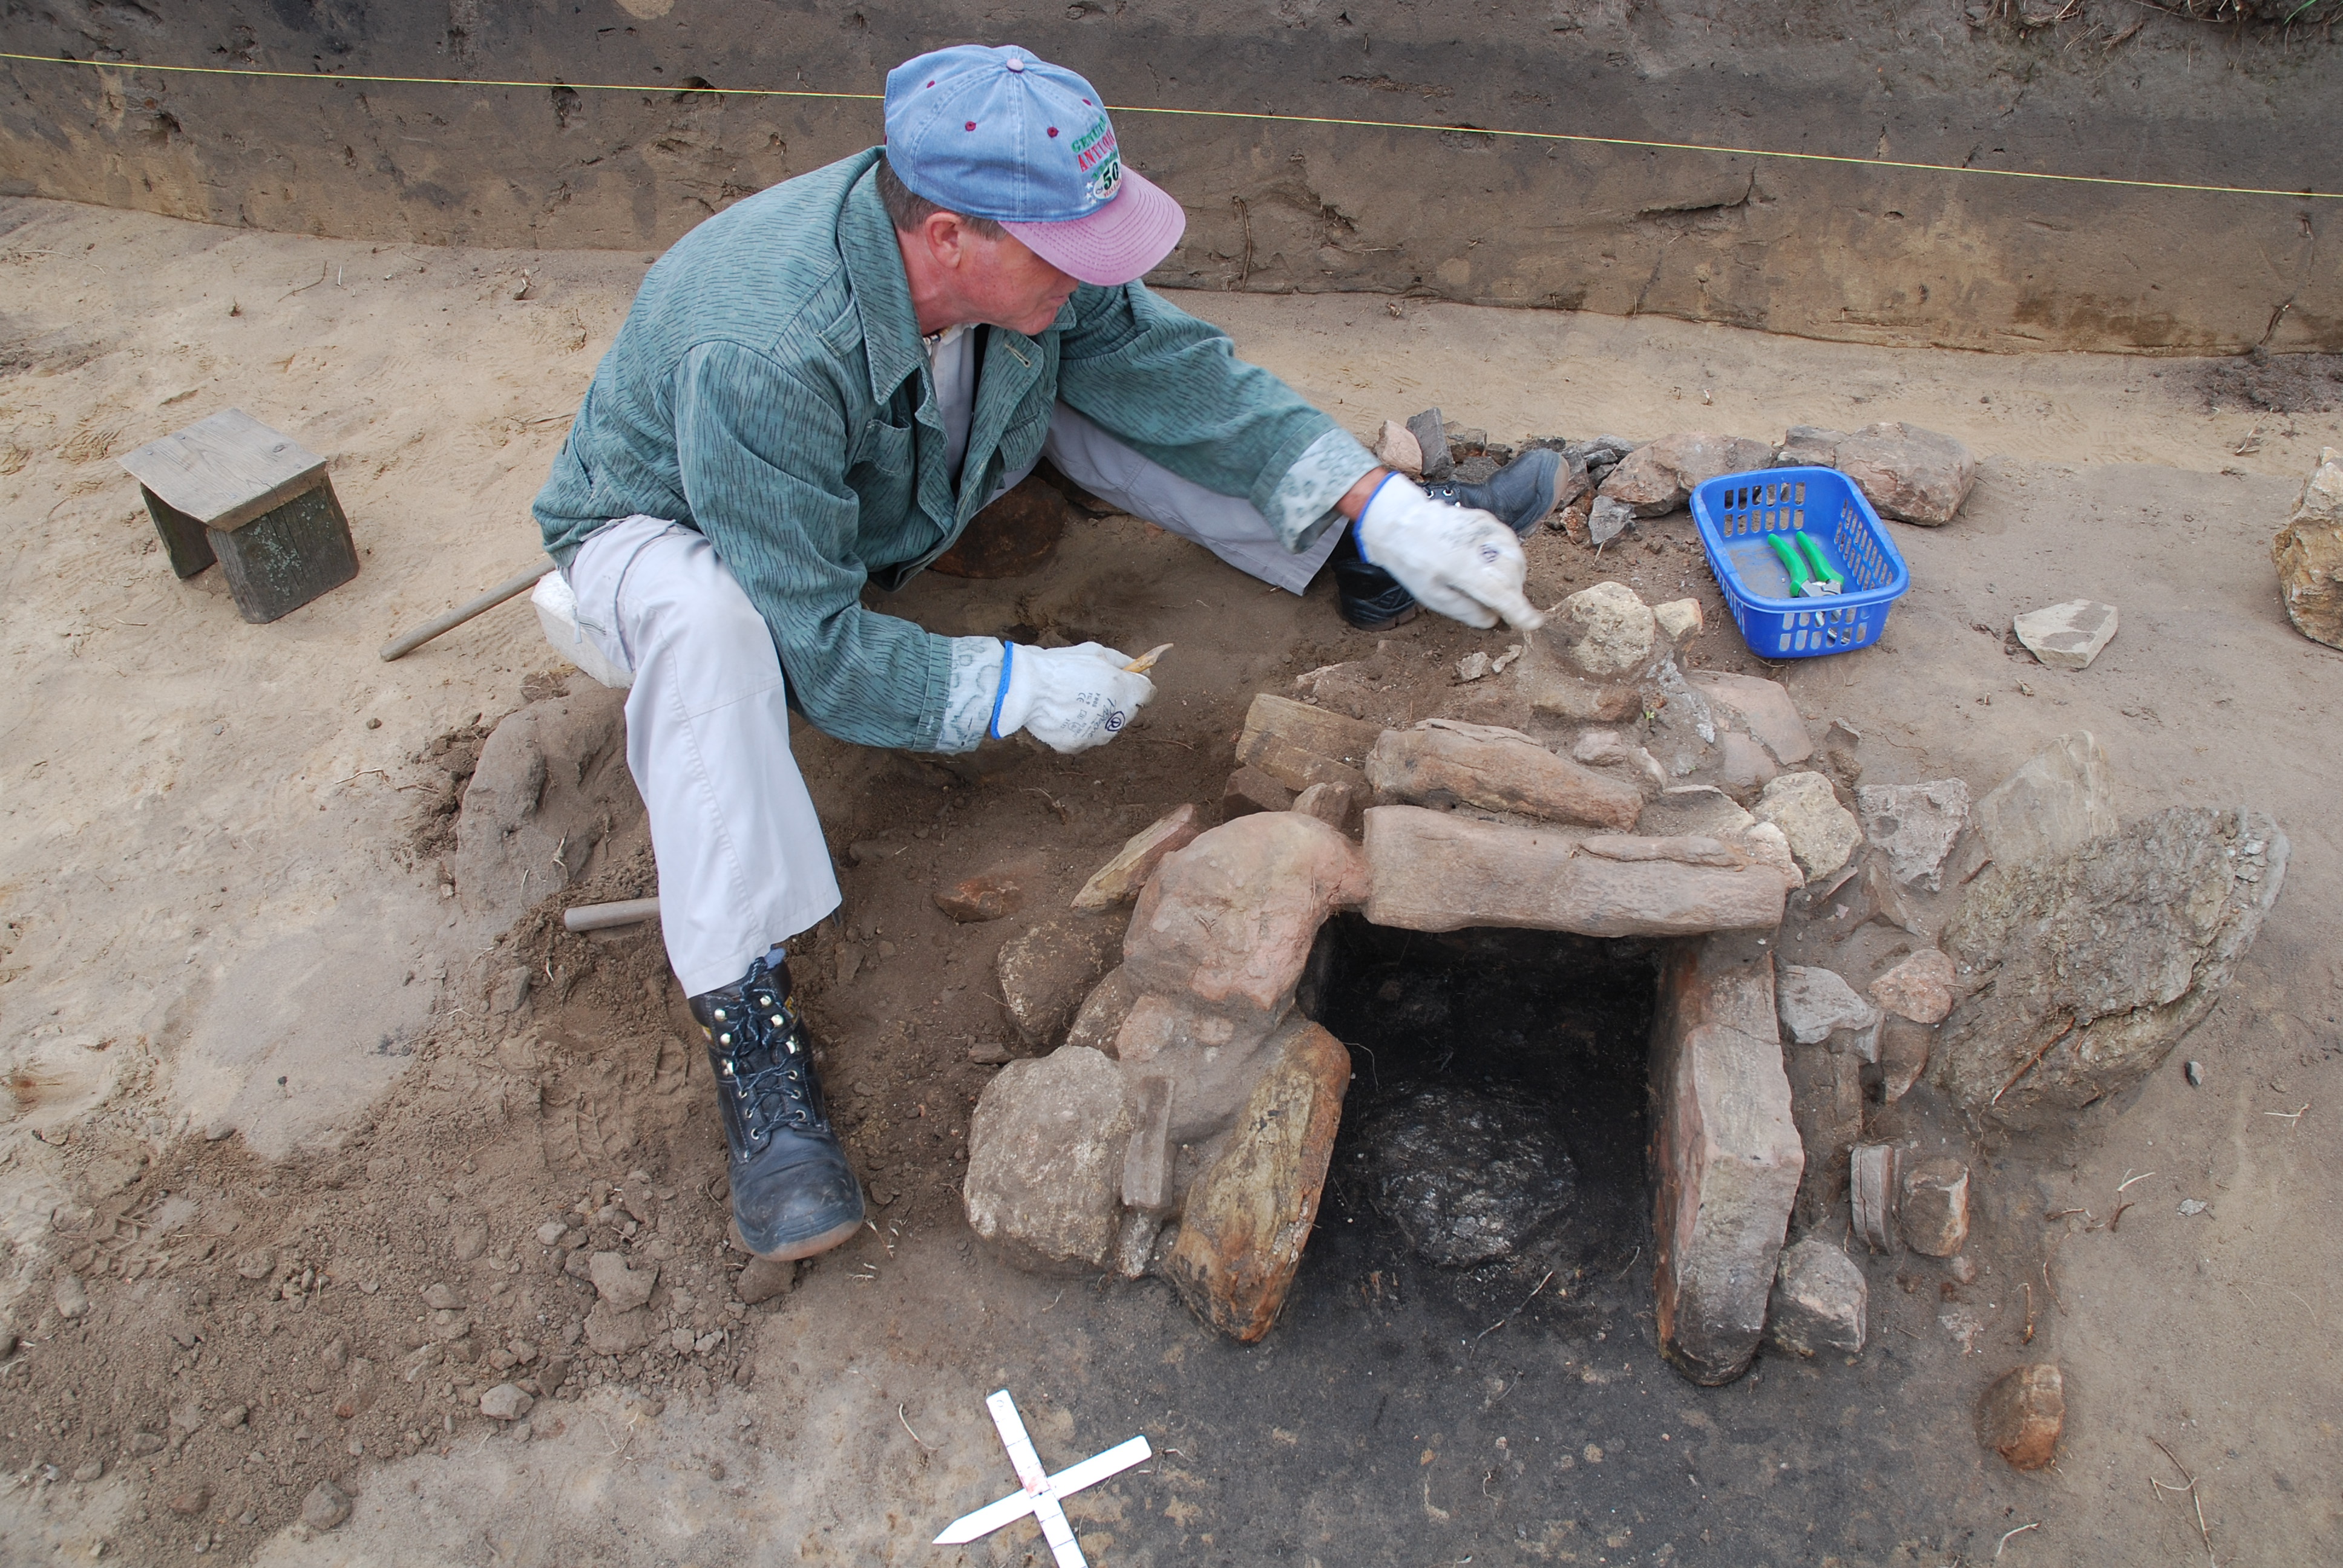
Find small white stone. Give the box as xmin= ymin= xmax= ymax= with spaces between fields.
xmin=534 ymin=1221 xmax=570 ymax=1247
xmin=2013 ymin=599 xmax=2118 ymax=671
xmin=1653 ymin=599 xmax=1703 ymax=641
xmin=479 ymin=1383 xmax=534 ymax=1422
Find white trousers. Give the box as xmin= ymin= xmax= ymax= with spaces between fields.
xmin=563 ymin=404 xmax=1337 ymax=995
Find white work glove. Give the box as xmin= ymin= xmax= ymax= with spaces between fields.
xmin=990 ymin=642 xmax=1156 ymax=753
xmin=1355 ymin=475 xmax=1547 ymax=632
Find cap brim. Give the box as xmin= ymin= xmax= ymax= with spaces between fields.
xmin=1000 ymin=168 xmax=1187 ymax=287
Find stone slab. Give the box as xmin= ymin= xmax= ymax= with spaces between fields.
xmin=2013 ymin=599 xmax=2119 ymax=671
xmin=1236 ymin=693 xmax=1378 ymax=795
xmin=1687 ymin=670 xmax=1813 ymax=764
xmin=1855 ymin=779 xmax=1970 ymax=891
xmin=962 ymin=1047 xmax=1135 ymax=1273
xmin=1365 ymin=722 xmax=1643 ymax=831
xmin=1970 ymin=731 xmax=2117 ymax=873
xmin=1071 ymin=803 xmax=1202 ymax=911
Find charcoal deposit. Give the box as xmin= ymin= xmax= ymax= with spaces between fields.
xmin=1351 ymin=1086 xmax=1579 ymax=1267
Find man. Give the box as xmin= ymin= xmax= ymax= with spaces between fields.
xmin=532 ymin=44 xmax=1556 ymax=1263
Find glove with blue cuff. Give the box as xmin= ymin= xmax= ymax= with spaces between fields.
xmin=1355 ymin=474 xmax=1547 ymax=632
xmin=991 ymin=642 xmax=1156 ymax=753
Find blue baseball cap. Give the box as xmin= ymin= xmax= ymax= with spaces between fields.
xmin=883 ymin=45 xmax=1185 ymax=287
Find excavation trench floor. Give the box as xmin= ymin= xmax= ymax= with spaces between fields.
xmin=1 ymin=196 xmax=2340 ymax=1566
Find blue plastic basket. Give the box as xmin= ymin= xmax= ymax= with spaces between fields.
xmin=1689 ymin=466 xmax=1909 ymax=659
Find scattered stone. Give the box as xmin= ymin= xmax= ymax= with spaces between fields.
xmin=1936 ymin=806 xmax=2287 ymax=1120
xmin=217 ymin=1405 xmax=248 ymax=1430
xmin=1768 ymin=1238 xmax=1867 ymax=1356
xmin=489 ymin=967 xmax=531 ymax=1015
xmin=169 ymin=1485 xmax=211 ymax=1517
xmin=1977 ymin=1364 xmax=2065 ymax=1471
xmin=1365 ymin=722 xmax=1644 ymax=831
xmin=1121 ymin=1074 xmax=1177 ymax=1215
xmin=479 ymin=1383 xmax=534 ymax=1422
xmin=1072 ymin=803 xmax=1202 ymax=911
xmin=1877 ymin=1018 xmax=1934 ymax=1103
xmin=71 ymin=1459 xmax=103 ymax=1483
xmin=735 ymin=1256 xmax=797 ymax=1305
xmin=1773 ymin=425 xmax=1846 ymax=468
xmin=534 ymin=1221 xmax=569 ymax=1247
xmin=996 ymin=917 xmax=1126 ymax=1048
xmin=1163 ymin=1022 xmax=1350 ymax=1343
xmin=934 ymin=867 xmax=1026 ymax=923
xmin=1123 ymin=812 xmax=1370 ymax=1016
xmin=2186 ymin=1059 xmax=2204 ymax=1087
xmin=2013 ymin=599 xmax=2119 ymax=671
xmin=1354 ymin=1086 xmax=1578 ymax=1267
xmin=1062 ymin=965 xmax=1136 ymax=1056
xmin=1454 ymin=649 xmax=1493 ymax=682
xmin=125 ymin=1431 xmax=165 ymax=1456
xmin=421 ymin=1282 xmax=462 ymax=1312
xmin=1548 ymin=581 xmax=1658 ymax=679
xmin=1830 ymin=422 xmax=1977 ymax=526
xmin=53 ymin=1272 xmax=88 ymax=1321
xmin=448 ymin=1223 xmax=489 ymax=1263
xmin=1653 ymin=598 xmax=1703 ymax=640
xmin=1291 ymin=780 xmax=1359 ymax=833
xmin=1651 ymin=939 xmax=1803 ymax=1385
xmin=1687 ymin=670 xmax=1812 ymax=765
xmin=234 ymin=1247 xmax=274 ymax=1281
xmin=963 ymin=1047 xmax=1134 ymax=1272
xmin=1372 ymin=418 xmax=1425 ymax=479
xmin=583 ymin=1302 xmax=654 ymax=1355
xmin=1970 ymin=731 xmax=2117 ymax=872
xmin=1850 ymin=1143 xmax=1901 ymax=1251
xmin=1236 ymin=693 xmax=1379 ymax=796
xmin=586 ymin=1253 xmax=657 ymax=1312
xmin=1869 ymin=949 xmax=1956 ymax=1025
xmin=1598 ymin=432 xmax=1772 ymax=517
xmin=1752 ymin=772 xmax=1863 ymax=880
xmin=1775 ymin=964 xmax=1879 ymax=1046
xmin=1898 ymin=1157 xmax=1971 ymax=1256
xmin=1636 ymin=786 xmax=1755 ymax=840
xmin=301 ymin=1480 xmax=353 ymax=1532
xmin=1222 ymin=764 xmax=1296 ymax=819
xmin=2272 ymin=446 xmax=2343 ymax=650
xmin=1406 ymin=408 xmax=1453 ymax=480
xmin=1854 ymin=779 xmax=1970 ymax=891
xmin=1588 ymin=495 xmax=1636 ymax=544
xmin=1363 ymin=806 xmax=1792 ymax=938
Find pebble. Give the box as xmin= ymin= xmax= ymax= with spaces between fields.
xmin=1977 ymin=1364 xmax=2065 ymax=1470
xmin=588 ymin=1252 xmax=658 ymax=1312
xmin=534 ymin=1220 xmax=571 ymax=1247
xmin=168 ymin=1486 xmax=210 ymax=1517
xmin=71 ymin=1460 xmax=103 ymax=1483
xmin=2186 ymin=1059 xmax=2205 ymax=1086
xmin=300 ymin=1480 xmax=353 ymax=1532
xmin=479 ymin=1383 xmax=534 ymax=1421
xmin=449 ymin=1223 xmax=490 ymax=1262
xmin=217 ymin=1406 xmax=247 ymax=1429
xmin=53 ymin=1272 xmax=88 ymax=1322
xmin=933 ymin=869 xmax=1025 ymax=923
xmin=735 ymin=1256 xmax=798 ymax=1306
xmin=421 ymin=1282 xmax=462 ymax=1311
xmin=233 ymin=1248 xmax=275 ymax=1281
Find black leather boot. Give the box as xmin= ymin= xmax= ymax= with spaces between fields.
xmin=689 ymin=956 xmax=865 ymax=1261
xmin=1424 ymin=448 xmax=1574 ymax=537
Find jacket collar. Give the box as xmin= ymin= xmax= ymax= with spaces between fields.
xmin=837 ymin=154 xmax=925 ymax=407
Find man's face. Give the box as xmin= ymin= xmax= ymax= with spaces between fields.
xmin=945 ymin=222 xmax=1080 ymax=336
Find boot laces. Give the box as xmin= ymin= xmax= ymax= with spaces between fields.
xmin=706 ymin=975 xmax=821 ymax=1138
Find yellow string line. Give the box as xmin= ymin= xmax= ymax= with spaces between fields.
xmin=3 ymin=49 xmax=2335 ymax=203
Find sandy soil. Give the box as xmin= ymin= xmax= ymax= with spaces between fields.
xmin=1 ymin=194 xmax=2339 ymax=1567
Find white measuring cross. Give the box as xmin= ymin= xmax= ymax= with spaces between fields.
xmin=931 ymin=1389 xmax=1151 ymax=1567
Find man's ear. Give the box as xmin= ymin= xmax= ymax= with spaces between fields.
xmin=919 ymin=209 xmax=971 ymax=271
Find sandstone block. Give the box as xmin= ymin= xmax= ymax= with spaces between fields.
xmin=1898 ymin=1157 xmax=1970 ymax=1256
xmin=1362 ymin=807 xmax=1789 ymax=938
xmin=1371 ymin=418 xmax=1424 ymax=479
xmin=1978 ymin=1364 xmax=2065 ymax=1471
xmin=1123 ymin=812 xmax=1369 ymax=1015
xmin=2273 ymin=446 xmax=2343 ymax=650
xmin=1636 ymin=786 xmax=1755 ymax=840
xmin=1936 ymin=806 xmax=2287 ymax=1120
xmin=1598 ymin=432 xmax=1773 ymax=517
xmin=1768 ymin=1238 xmax=1867 ymax=1356
xmin=1365 ymin=722 xmax=1643 ymax=831
xmin=1072 ymin=804 xmax=1201 ymax=910
xmin=1783 ymin=1043 xmax=1864 ymax=1232
xmin=1222 ymin=764 xmax=1296 ymax=819
xmin=1831 ymin=422 xmax=1976 ymax=526
xmin=1063 ymin=965 xmax=1136 ymax=1055
xmin=1752 ymin=772 xmax=1862 ymax=880
xmin=1850 ymin=1143 xmax=1901 ymax=1251
xmin=1236 ymin=694 xmax=1378 ymax=795
xmin=1855 ymin=779 xmax=1970 ymax=891
xmin=1112 ymin=991 xmax=1276 ymax=1142
xmin=453 ymin=687 xmax=637 ymax=926
xmin=2014 ymin=599 xmax=2119 ymax=671
xmin=1869 ymin=949 xmax=1955 ymax=1025
xmin=1164 ymin=1022 xmax=1351 ymax=1343
xmin=962 ymin=1047 xmax=1133 ymax=1272
xmin=997 ymin=917 xmax=1126 ymax=1047
xmin=1650 ymin=939 xmax=1803 ymax=1385
xmin=1686 ymin=670 xmax=1812 ymax=764
xmin=1970 ymin=731 xmax=2117 ymax=872
xmin=1292 ymin=780 xmax=1360 ymax=834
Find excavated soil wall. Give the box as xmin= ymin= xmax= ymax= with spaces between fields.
xmin=2 ymin=1 xmax=2337 ymax=354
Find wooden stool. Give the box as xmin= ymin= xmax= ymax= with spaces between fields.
xmin=118 ymin=408 xmax=359 ymax=624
